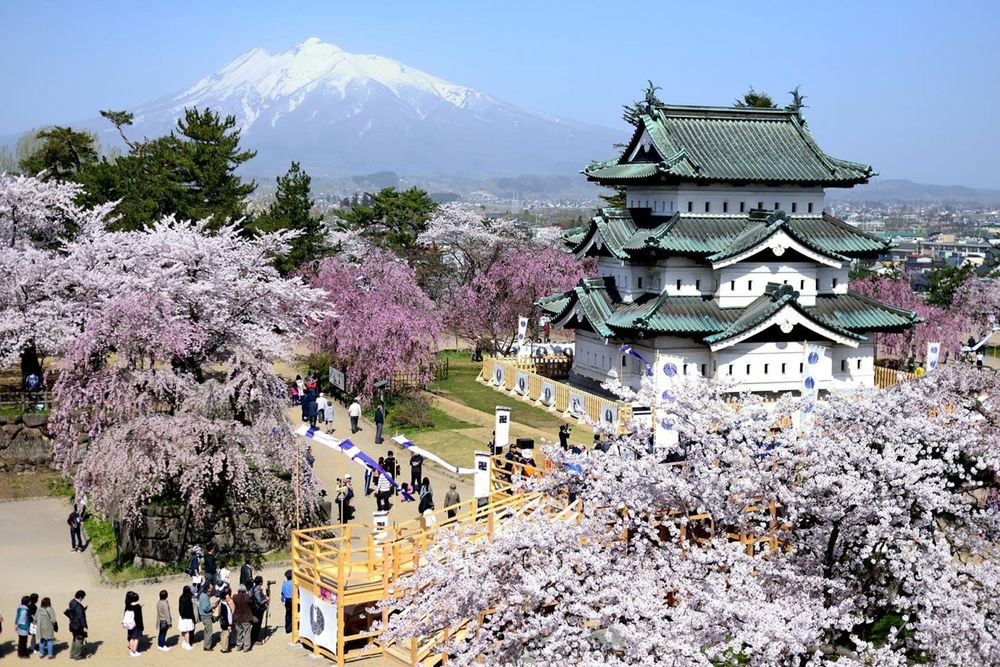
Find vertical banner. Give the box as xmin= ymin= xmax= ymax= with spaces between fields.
xmin=492 ymin=363 xmax=505 ymax=386
xmin=926 ymin=342 xmax=941 ymax=372
xmin=568 ymin=392 xmax=586 ymax=418
xmin=516 ymin=316 xmax=529 ymax=348
xmin=515 ymin=371 xmax=529 ymax=395
xmin=474 ymin=450 xmax=491 ymax=499
xmin=539 ymin=381 xmax=556 ymax=407
xmin=494 ymin=406 xmax=511 ymax=449
xmin=799 ymin=345 xmax=824 ymax=432
xmin=297 ymin=587 xmax=338 ymax=655
xmin=600 ymin=402 xmax=619 ymax=430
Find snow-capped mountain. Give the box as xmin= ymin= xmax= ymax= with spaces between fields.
xmin=96 ymin=38 xmax=622 ymax=178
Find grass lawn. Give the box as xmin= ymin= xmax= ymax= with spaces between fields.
xmin=0 ymin=469 xmax=72 ymax=500
xmin=430 ymin=350 xmax=564 ymax=431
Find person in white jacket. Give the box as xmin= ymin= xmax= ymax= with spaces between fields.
xmin=348 ymin=399 xmax=362 ymax=433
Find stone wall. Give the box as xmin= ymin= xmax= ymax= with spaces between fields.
xmin=129 ymin=504 xmax=287 ymax=567
xmin=0 ymin=413 xmax=52 ymax=471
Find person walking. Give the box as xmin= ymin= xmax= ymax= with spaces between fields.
xmin=418 ymin=477 xmax=435 ymax=514
xmin=323 ymin=393 xmax=335 ymax=432
xmin=36 ymin=597 xmax=56 ymax=659
xmin=155 ymin=589 xmax=171 ymax=652
xmin=27 ymin=593 xmax=38 ymax=653
xmin=218 ymin=587 xmax=235 ymax=653
xmin=250 ymin=576 xmax=269 ymax=645
xmin=348 ymin=398 xmax=361 ymax=433
xmin=188 ymin=545 xmax=202 ymax=584
xmin=198 ymin=582 xmax=219 ymax=651
xmin=239 ymin=558 xmax=254 ymax=591
xmin=68 ymin=506 xmax=84 ymax=552
xmin=122 ymin=590 xmax=144 ymax=657
xmin=376 ymin=463 xmax=392 ymax=512
xmin=66 ymin=590 xmax=88 ymax=660
xmin=305 ymin=389 xmax=319 ymax=429
xmin=444 ymin=484 xmax=461 ymax=519
xmin=15 ymin=596 xmax=30 ymax=658
xmin=280 ymin=569 xmax=294 ymax=635
xmin=233 ymin=585 xmax=253 ymax=652
xmin=409 ymin=451 xmax=424 ymax=488
xmin=177 ymin=585 xmax=195 ymax=650
xmin=374 ymin=403 xmax=385 ymax=444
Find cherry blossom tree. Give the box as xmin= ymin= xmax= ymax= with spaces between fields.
xmin=0 ymin=173 xmax=115 ymax=380
xmin=954 ymin=277 xmax=1000 ymax=337
xmin=381 ymin=365 xmax=1000 ymax=665
xmin=46 ymin=216 xmax=327 ymax=538
xmin=852 ymin=276 xmax=968 ymax=362
xmin=448 ymin=246 xmax=589 ymax=353
xmin=309 ymin=244 xmax=443 ymax=399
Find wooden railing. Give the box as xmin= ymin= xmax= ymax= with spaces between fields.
xmin=480 ymin=357 xmax=631 ymax=430
xmin=874 ymin=365 xmax=918 ymax=390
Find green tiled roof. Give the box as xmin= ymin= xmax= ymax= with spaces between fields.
xmin=538 ymin=280 xmax=920 ymax=344
xmin=584 ymin=105 xmax=875 ymax=187
xmin=570 ymin=208 xmax=890 ymax=261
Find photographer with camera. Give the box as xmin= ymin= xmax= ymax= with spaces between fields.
xmin=249 ymin=576 xmax=271 ymax=645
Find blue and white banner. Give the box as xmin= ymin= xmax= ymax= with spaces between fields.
xmin=620 ymin=344 xmax=653 ymax=377
xmin=296 ymin=426 xmax=414 ymax=500
xmin=515 ymin=371 xmax=529 ymax=395
xmin=539 ymin=381 xmax=556 ymax=406
xmin=799 ymin=344 xmax=824 ymax=432
xmin=926 ymin=341 xmax=941 ymax=372
xmin=391 ymin=435 xmax=476 ymax=475
xmin=516 ymin=316 xmax=529 ymax=345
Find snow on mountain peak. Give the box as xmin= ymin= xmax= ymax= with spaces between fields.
xmin=175 ymin=38 xmax=483 ymax=112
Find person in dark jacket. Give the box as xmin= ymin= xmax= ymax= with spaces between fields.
xmin=384 ymin=451 xmax=398 ymax=495
xmin=374 ymin=404 xmax=385 ymax=444
xmin=67 ymin=590 xmax=88 ymax=660
xmin=203 ymin=544 xmax=218 ymax=586
xmin=249 ymin=577 xmax=269 ymax=645
xmin=177 ymin=585 xmax=196 ymax=650
xmin=409 ymin=451 xmax=424 ymax=488
xmin=239 ymin=558 xmax=254 ymax=591
xmin=123 ymin=591 xmax=144 ymax=657
xmin=304 ymin=389 xmax=318 ymax=428
xmin=418 ymin=477 xmax=434 ymax=514
xmin=232 ymin=586 xmax=253 ymax=652
xmin=27 ymin=593 xmax=39 ymax=653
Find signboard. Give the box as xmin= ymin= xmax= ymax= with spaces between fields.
xmin=327 ymin=366 xmax=346 ymax=392
xmin=515 ymin=371 xmax=529 ymax=395
xmin=926 ymin=341 xmax=941 ymax=372
xmin=494 ymin=406 xmax=511 ymax=448
xmin=492 ymin=364 xmax=506 ymax=387
xmin=568 ymin=392 xmax=586 ymax=418
xmin=297 ymin=587 xmax=338 ymax=655
xmin=540 ymin=381 xmax=556 ymax=407
xmin=474 ymin=451 xmax=491 ymax=499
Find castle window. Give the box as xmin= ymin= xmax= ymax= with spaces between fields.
xmin=687 ymin=201 xmax=693 ymax=212
xmin=704 ymin=201 xmax=711 ymax=213
xmin=791 ymin=202 xmax=798 ymax=213
xmin=723 ymin=201 xmax=729 ymax=213
xmin=832 ymin=278 xmax=839 ymax=289
xmin=676 ymin=279 xmax=682 ymax=290
xmin=622 ymin=355 xmax=628 ymax=368
xmin=644 ymin=200 xmax=649 ymax=208
xmin=800 ymin=279 xmax=805 ymax=290
xmin=758 ymin=201 xmax=764 ymax=209
xmin=764 ymin=363 xmax=769 ymax=375
xmin=746 ymin=364 xmax=751 ymax=375
xmin=740 ymin=202 xmax=746 ymax=213
xmin=799 ymin=363 xmax=804 ymax=373
xmin=695 ymin=279 xmax=701 ymax=290
xmin=857 ymin=359 xmax=862 ymax=370
xmin=728 ymin=365 xmax=733 ymax=376
xmin=637 ymin=277 xmax=643 ymax=289
xmin=808 ymin=202 xmax=814 ymax=213
xmin=841 ymin=359 xmax=847 ymax=372
xmin=781 ymin=363 xmax=787 ymax=375
xmin=747 ymin=280 xmax=753 ymax=291
xmin=730 ymin=280 xmax=735 ymax=291
xmin=774 ymin=202 xmax=780 ymax=210
xmin=701 ymin=363 xmax=707 ymax=376
xmin=683 ymin=364 xmax=689 ymax=376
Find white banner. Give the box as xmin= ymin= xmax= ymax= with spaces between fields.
xmin=494 ymin=406 xmax=511 ymax=448
xmin=492 ymin=364 xmax=506 ymax=386
xmin=539 ymin=381 xmax=556 ymax=406
xmin=600 ymin=402 xmax=619 ymax=429
xmin=474 ymin=450 xmax=491 ymax=499
xmin=391 ymin=435 xmax=476 ymax=475
xmin=516 ymin=316 xmax=529 ymax=346
xmin=327 ymin=367 xmax=346 ymax=392
xmin=515 ymin=371 xmax=529 ymax=395
xmin=568 ymin=392 xmax=586 ymax=417
xmin=297 ymin=587 xmax=338 ymax=655
xmin=926 ymin=341 xmax=941 ymax=372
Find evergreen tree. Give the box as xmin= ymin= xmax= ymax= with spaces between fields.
xmin=18 ymin=126 xmax=99 ymax=181
xmin=253 ymin=162 xmax=329 ymax=274
xmin=335 ymin=186 xmax=437 ymax=254
xmin=925 ymin=263 xmax=974 ymax=307
xmin=734 ymin=86 xmax=777 ymax=108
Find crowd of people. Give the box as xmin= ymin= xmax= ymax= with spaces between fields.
xmin=6 ymin=590 xmax=88 ymax=660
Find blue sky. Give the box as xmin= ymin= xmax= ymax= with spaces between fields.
xmin=2 ymin=0 xmax=999 ymax=187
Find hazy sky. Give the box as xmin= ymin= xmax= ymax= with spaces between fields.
xmin=2 ymin=0 xmax=999 ymax=187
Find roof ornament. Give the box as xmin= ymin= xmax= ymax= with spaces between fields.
xmin=785 ymin=85 xmax=808 ymax=121
xmin=766 ymin=209 xmax=789 ymax=224
xmin=642 ymin=80 xmax=662 ymax=113
xmin=622 ymin=81 xmax=664 ymax=126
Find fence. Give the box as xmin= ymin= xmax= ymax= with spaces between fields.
xmin=480 ymin=356 xmax=631 ymax=430
xmin=0 ymin=391 xmax=53 ymax=418
xmin=873 ymin=365 xmax=918 ymax=390
xmin=388 ymin=357 xmax=449 ymax=394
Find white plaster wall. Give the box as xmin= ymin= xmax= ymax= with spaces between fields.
xmin=713 ymin=341 xmax=833 ymax=393
xmin=816 ymin=266 xmax=851 ymax=295
xmin=574 ymin=330 xmax=618 ymax=384
xmin=829 ymin=341 xmax=875 ymax=391
xmin=626 ymin=184 xmax=825 ymax=218
xmin=716 ymin=262 xmax=820 ymax=307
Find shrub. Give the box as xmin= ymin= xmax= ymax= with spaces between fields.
xmin=390 ymin=393 xmax=434 ymax=429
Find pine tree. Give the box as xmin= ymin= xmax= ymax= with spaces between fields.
xmin=253 ymin=161 xmax=329 ymax=274
xmin=335 ymin=186 xmax=437 ymax=254
xmin=19 ymin=126 xmax=99 ymax=181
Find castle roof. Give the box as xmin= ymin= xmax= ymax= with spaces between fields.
xmin=583 ymin=105 xmax=874 ymax=187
